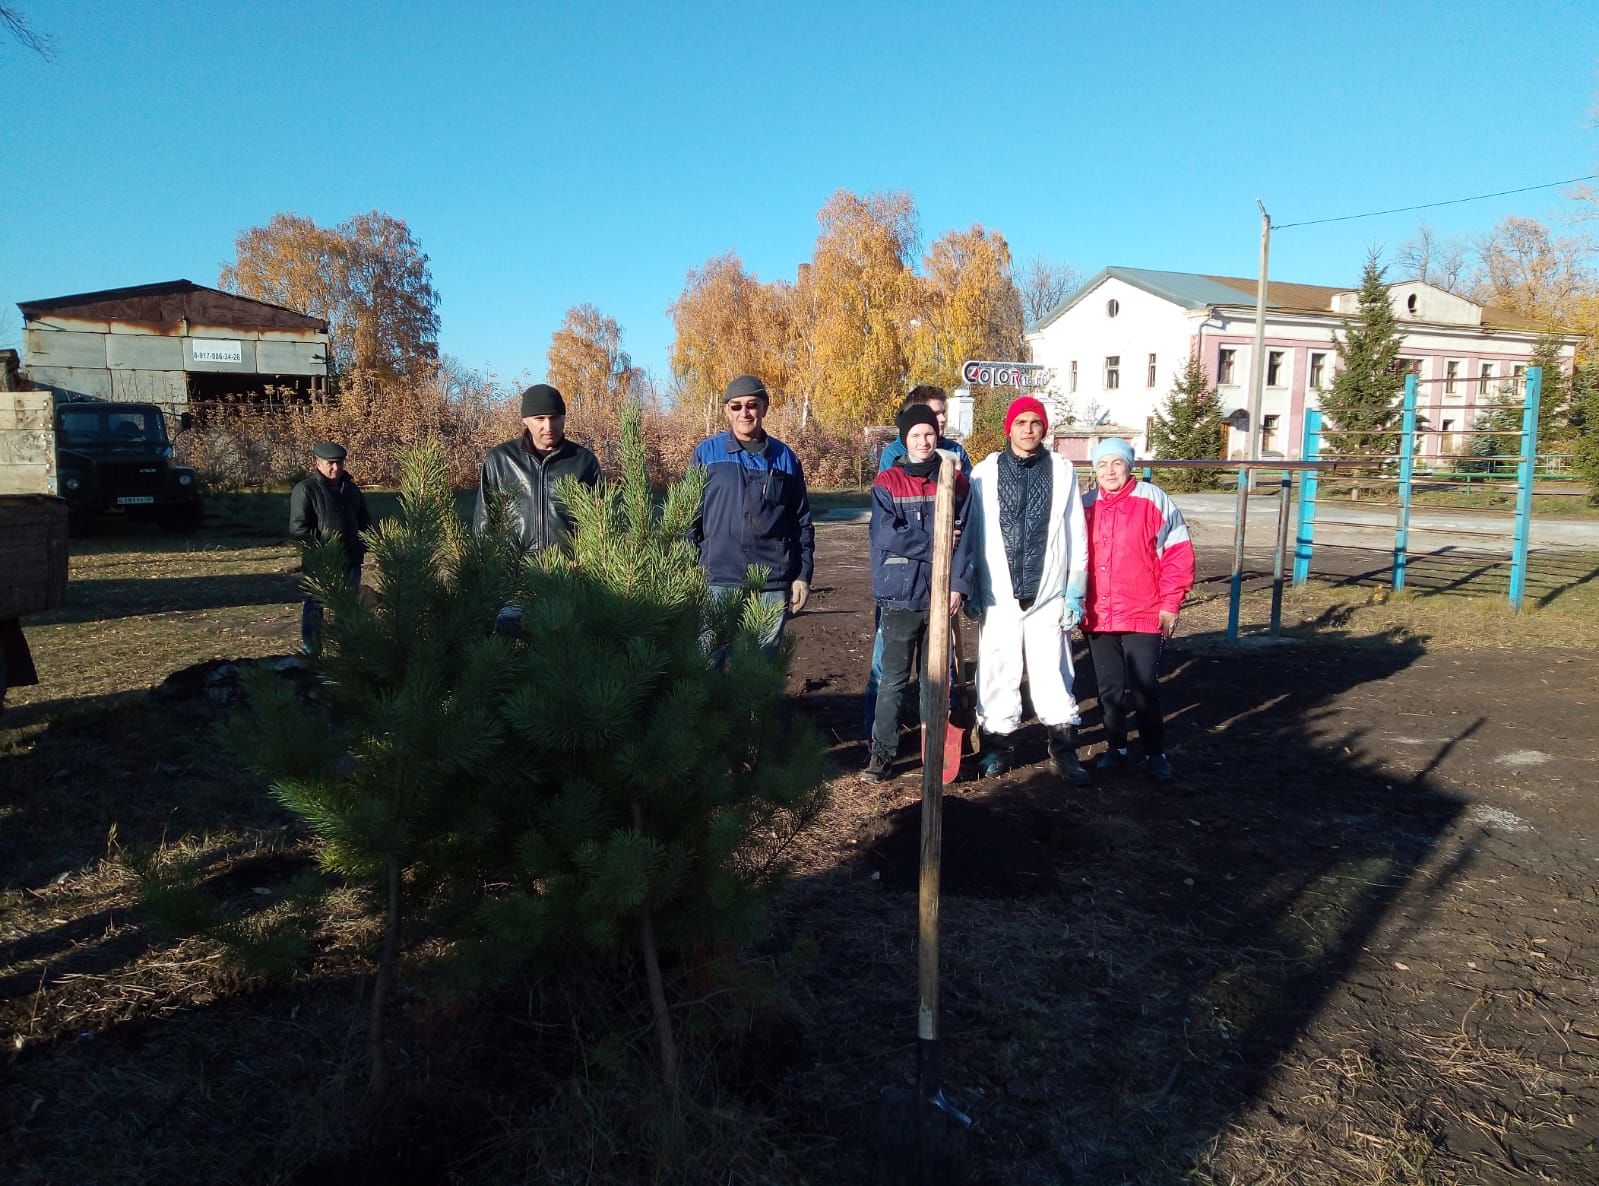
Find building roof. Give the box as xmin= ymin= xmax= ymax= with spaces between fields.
xmin=18 ymin=279 xmax=328 ymax=333
xmin=1029 ymin=266 xmax=1553 ymax=335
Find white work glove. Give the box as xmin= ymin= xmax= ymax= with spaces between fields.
xmin=789 ymin=579 xmax=809 ymax=613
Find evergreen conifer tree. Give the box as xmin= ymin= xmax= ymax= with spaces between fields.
xmin=1528 ymin=334 xmax=1570 ymax=448
xmin=1570 ymin=357 xmax=1599 ymax=505
xmin=227 ymin=440 xmax=520 ymax=1101
xmin=1147 ymin=352 xmax=1224 ymax=490
xmin=1322 ymin=253 xmax=1406 ymax=464
xmin=461 ymin=403 xmax=827 ymax=1088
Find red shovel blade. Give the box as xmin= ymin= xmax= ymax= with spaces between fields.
xmin=921 ymin=723 xmax=965 ymax=784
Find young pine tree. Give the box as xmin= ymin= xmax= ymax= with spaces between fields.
xmin=463 ymin=403 xmax=827 ymax=1089
xmin=1570 ymin=357 xmax=1599 ymax=505
xmin=1147 ymin=352 xmax=1224 ymax=490
xmin=227 ymin=440 xmax=520 ymax=1102
xmin=1322 ymin=252 xmax=1406 ymax=464
xmin=1528 ymin=334 xmax=1571 ymax=449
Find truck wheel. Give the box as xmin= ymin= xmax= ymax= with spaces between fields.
xmin=162 ymin=503 xmax=204 ymax=535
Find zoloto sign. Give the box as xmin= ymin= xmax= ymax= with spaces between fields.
xmin=961 ymin=360 xmax=1047 ymax=388
xmin=191 ymin=339 xmax=244 ymax=364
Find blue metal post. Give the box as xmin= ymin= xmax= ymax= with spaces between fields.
xmin=1226 ymin=466 xmax=1247 ymax=640
xmin=1392 ymin=374 xmax=1418 ymax=593
xmin=1292 ymin=410 xmax=1321 ymax=586
xmin=1508 ymin=366 xmax=1542 ymax=611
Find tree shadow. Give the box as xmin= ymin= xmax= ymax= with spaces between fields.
xmin=772 ymin=624 xmax=1476 ymax=1183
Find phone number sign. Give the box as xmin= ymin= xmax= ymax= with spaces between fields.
xmin=961 ymin=360 xmax=1047 ymax=388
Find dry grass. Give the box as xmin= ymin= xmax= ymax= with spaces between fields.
xmin=4 ymin=515 xmax=1596 ymax=1184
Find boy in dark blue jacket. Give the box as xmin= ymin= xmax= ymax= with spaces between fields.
xmin=689 ymin=374 xmax=815 ymax=657
xmin=863 ymin=404 xmax=975 ymax=781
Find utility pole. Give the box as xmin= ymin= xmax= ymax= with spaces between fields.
xmin=1247 ymin=199 xmax=1271 ymax=461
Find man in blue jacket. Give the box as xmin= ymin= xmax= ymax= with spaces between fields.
xmin=862 ymin=403 xmax=975 ymax=781
xmin=864 ymin=385 xmax=972 ymax=737
xmin=690 ymin=374 xmax=815 ymax=657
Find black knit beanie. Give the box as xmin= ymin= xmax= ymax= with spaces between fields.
xmin=896 ymin=403 xmax=940 ymax=445
xmin=520 ymin=383 xmax=566 ymax=417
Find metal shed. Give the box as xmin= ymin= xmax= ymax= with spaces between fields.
xmin=18 ymin=279 xmax=330 ymax=409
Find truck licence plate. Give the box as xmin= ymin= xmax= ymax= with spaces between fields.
xmin=116 ymin=496 xmax=155 ymax=505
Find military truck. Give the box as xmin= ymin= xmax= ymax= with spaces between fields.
xmin=55 ymin=399 xmax=203 ymax=534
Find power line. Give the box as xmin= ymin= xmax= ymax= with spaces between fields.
xmin=1272 ymin=174 xmax=1597 ymax=230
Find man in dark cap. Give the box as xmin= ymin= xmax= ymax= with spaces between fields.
xmin=474 ymin=383 xmax=602 ymax=630
xmin=689 ymin=374 xmax=814 ymax=658
xmin=289 ymin=440 xmax=372 ymax=654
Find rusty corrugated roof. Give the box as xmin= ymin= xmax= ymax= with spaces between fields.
xmin=1196 ymin=272 xmax=1549 ymax=332
xmin=18 ymin=279 xmax=328 ymax=332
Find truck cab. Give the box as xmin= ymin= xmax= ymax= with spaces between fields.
xmin=55 ymin=401 xmax=203 ymax=533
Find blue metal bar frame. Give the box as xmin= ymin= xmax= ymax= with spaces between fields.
xmin=1508 ymin=366 xmax=1542 ymax=611
xmin=1292 ymin=410 xmax=1321 ymax=586
xmin=1392 ymin=374 xmax=1418 ymax=593
xmin=1226 ymin=466 xmax=1247 ymax=640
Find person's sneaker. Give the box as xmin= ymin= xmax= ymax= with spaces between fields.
xmin=861 ymin=748 xmax=894 ymax=782
xmin=1094 ymin=748 xmax=1130 ymax=773
xmin=977 ymin=744 xmax=1013 ymax=779
xmin=1145 ymin=753 xmax=1176 ymax=784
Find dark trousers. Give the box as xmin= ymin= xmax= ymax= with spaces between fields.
xmin=871 ymin=608 xmax=930 ymax=756
xmin=1086 ymin=631 xmax=1166 ymax=755
xmin=301 ymin=564 xmax=362 ymax=653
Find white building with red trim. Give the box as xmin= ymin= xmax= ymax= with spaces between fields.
xmin=1025 ymin=267 xmax=1575 ymax=461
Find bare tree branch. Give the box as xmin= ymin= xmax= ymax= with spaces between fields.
xmin=2 ymin=5 xmax=56 ymax=60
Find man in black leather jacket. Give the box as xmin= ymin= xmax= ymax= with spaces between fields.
xmin=473 ymin=383 xmax=601 ymax=630
xmin=289 ymin=440 xmax=372 ymax=654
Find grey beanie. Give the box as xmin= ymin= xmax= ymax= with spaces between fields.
xmin=723 ymin=374 xmax=768 ymax=403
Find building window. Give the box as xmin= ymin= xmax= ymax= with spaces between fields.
xmin=1309 ymin=351 xmax=1326 ymax=389
xmin=1147 ymin=353 xmax=1157 ymax=387
xmin=1261 ymin=414 xmax=1280 ymax=452
xmin=1218 ymin=347 xmax=1236 ymax=385
xmin=1104 ymin=356 xmax=1120 ymax=390
xmin=1106 ymin=299 xmax=1120 ymax=318
xmin=1406 ymin=293 xmax=1419 ymax=314
xmin=1266 ymin=350 xmax=1285 ymax=387
xmin=1512 ymin=363 xmax=1527 ymax=389
xmin=1444 ymin=360 xmax=1460 ymax=394
xmin=1479 ymin=362 xmax=1493 ymax=393
xmin=1069 ymin=361 xmax=1078 ymax=393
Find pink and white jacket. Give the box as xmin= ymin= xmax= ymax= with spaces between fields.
xmin=1081 ymin=476 xmax=1195 ymax=634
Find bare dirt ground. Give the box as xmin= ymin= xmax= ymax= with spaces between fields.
xmin=774 ymin=523 xmax=1599 ymax=1185
xmin=3 ymin=510 xmax=1597 ymax=1184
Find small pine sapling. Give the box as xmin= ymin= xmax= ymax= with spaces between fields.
xmin=227 ymin=440 xmax=520 ymax=1102
xmin=468 ymin=404 xmax=827 ymax=1090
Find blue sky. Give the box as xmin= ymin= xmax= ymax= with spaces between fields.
xmin=2 ymin=1 xmax=1596 ymax=387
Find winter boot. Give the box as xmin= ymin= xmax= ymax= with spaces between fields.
xmin=861 ymin=746 xmax=895 ymax=783
xmin=1094 ymin=746 xmax=1130 ymax=774
xmin=1048 ymin=726 xmax=1091 ymax=786
xmin=977 ymin=733 xmax=1015 ymax=779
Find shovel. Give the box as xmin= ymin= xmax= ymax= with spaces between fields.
xmin=881 ymin=456 xmax=974 ymax=1185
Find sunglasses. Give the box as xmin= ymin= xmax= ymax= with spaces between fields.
xmin=726 ymin=401 xmax=763 ymax=413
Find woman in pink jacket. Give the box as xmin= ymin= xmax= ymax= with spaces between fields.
xmin=1082 ymin=438 xmax=1196 ymax=784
